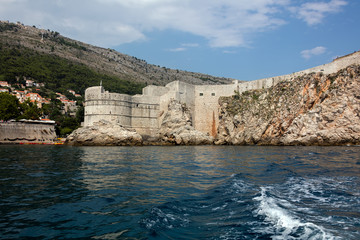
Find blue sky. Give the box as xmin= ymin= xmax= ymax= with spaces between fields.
xmin=1 ymin=0 xmax=359 ymax=81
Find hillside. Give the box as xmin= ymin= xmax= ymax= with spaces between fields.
xmin=0 ymin=21 xmax=234 ymax=89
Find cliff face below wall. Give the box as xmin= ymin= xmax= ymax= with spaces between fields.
xmin=216 ymin=65 xmax=360 ymax=145
xmin=158 ymin=100 xmax=214 ymax=145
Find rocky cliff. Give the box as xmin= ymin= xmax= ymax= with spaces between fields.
xmin=158 ymin=100 xmax=214 ymax=145
xmin=65 ymin=120 xmax=142 ymax=146
xmin=216 ymin=65 xmax=360 ymax=145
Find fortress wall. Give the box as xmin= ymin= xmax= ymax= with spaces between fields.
xmin=194 ymin=82 xmax=238 ymax=136
xmin=131 ymin=95 xmax=161 ymax=136
xmin=83 ymin=51 xmax=360 ymax=137
xmin=158 ymin=82 xmax=196 ymax=127
xmin=176 ymin=81 xmax=196 ymax=106
xmin=237 ymin=76 xmax=284 ymax=93
xmin=0 ymin=121 xmax=56 ymax=144
xmin=142 ymin=85 xmax=169 ymax=96
xmin=237 ymin=51 xmax=360 ymax=94
xmin=84 ymin=86 xmax=132 ymax=127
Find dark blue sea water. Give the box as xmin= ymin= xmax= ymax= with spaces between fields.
xmin=0 ymin=145 xmax=359 ymax=239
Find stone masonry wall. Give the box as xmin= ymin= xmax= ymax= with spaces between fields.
xmin=84 ymin=51 xmax=360 ymax=137
xmin=0 ymin=121 xmax=56 ymax=144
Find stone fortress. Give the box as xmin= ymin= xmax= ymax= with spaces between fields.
xmin=84 ymin=51 xmax=360 ymax=137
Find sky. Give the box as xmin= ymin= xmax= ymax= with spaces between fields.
xmin=1 ymin=0 xmax=359 ymax=81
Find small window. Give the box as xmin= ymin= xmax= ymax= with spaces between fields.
xmin=199 ymin=93 xmax=203 ymax=96
xmin=211 ymin=93 xmax=215 ymax=96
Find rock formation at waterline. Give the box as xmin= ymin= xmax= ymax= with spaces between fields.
xmin=158 ymin=100 xmax=214 ymax=145
xmin=65 ymin=120 xmax=142 ymax=146
xmin=216 ymin=65 xmax=360 ymax=146
xmin=65 ymin=101 xmax=213 ymax=146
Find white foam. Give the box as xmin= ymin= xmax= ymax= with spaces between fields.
xmin=285 ymin=177 xmax=360 ymax=209
xmin=254 ymin=187 xmax=336 ymax=239
xmin=212 ymin=203 xmax=228 ymax=211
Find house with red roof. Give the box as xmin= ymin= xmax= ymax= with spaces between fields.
xmin=0 ymin=81 xmax=10 ymax=88
xmin=0 ymin=88 xmax=9 ymax=93
xmin=25 ymin=92 xmax=44 ymax=108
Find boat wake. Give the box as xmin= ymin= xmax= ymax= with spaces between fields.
xmin=141 ymin=175 xmax=360 ymax=239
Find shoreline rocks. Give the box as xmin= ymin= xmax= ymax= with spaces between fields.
xmin=65 ymin=120 xmax=142 ymax=146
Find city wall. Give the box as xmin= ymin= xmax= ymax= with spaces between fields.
xmin=0 ymin=120 xmax=57 ymax=144
xmin=84 ymin=51 xmax=360 ymax=137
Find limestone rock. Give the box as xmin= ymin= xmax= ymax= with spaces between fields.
xmin=216 ymin=65 xmax=360 ymax=146
xmin=159 ymin=100 xmax=214 ymax=145
xmin=65 ymin=120 xmax=142 ymax=146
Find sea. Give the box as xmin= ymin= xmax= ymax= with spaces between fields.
xmin=0 ymin=145 xmax=359 ymax=239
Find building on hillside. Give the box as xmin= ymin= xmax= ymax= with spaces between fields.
xmin=61 ymin=99 xmax=77 ymax=115
xmin=35 ymin=82 xmax=45 ymax=88
xmin=25 ymin=92 xmax=44 ymax=108
xmin=25 ymin=80 xmax=35 ymax=87
xmin=0 ymin=88 xmax=9 ymax=93
xmin=0 ymin=81 xmax=10 ymax=88
xmin=25 ymin=79 xmax=44 ymax=88
xmin=56 ymin=92 xmax=67 ymax=100
xmin=13 ymin=90 xmax=27 ymax=103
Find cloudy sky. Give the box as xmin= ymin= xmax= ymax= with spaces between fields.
xmin=1 ymin=0 xmax=359 ymax=80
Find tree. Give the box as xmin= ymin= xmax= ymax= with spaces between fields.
xmin=19 ymin=100 xmax=42 ymax=120
xmin=60 ymin=117 xmax=79 ymax=136
xmin=0 ymin=92 xmax=21 ymax=121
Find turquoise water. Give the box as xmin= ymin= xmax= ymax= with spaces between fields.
xmin=0 ymin=145 xmax=359 ymax=239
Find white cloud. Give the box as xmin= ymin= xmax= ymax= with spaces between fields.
xmin=0 ymin=0 xmax=348 ymax=48
xmin=167 ymin=43 xmax=199 ymax=52
xmin=0 ymin=0 xmax=290 ymax=48
xmin=292 ymin=0 xmax=347 ymax=25
xmin=167 ymin=47 xmax=187 ymax=52
xmin=301 ymin=46 xmax=327 ymax=59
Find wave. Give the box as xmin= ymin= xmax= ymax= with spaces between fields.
xmin=253 ymin=186 xmax=336 ymax=239
xmin=140 ymin=175 xmax=360 ymax=239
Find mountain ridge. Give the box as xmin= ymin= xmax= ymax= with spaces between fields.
xmin=0 ymin=21 xmax=235 ymax=87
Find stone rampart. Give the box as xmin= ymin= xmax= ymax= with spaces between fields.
xmin=0 ymin=120 xmax=56 ymax=144
xmin=84 ymin=50 xmax=360 ymax=137
xmin=194 ymin=83 xmax=238 ymax=136
xmin=85 ymin=86 xmax=162 ymax=136
xmin=238 ymin=51 xmax=360 ymax=93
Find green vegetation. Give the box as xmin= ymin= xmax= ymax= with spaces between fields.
xmin=0 ymin=93 xmax=41 ymax=120
xmin=0 ymin=22 xmax=19 ymax=32
xmin=0 ymin=45 xmax=145 ymax=95
xmin=0 ymin=92 xmax=83 ymax=136
xmin=41 ymin=31 xmax=87 ymax=51
xmin=0 ymin=44 xmax=146 ymax=136
xmin=0 ymin=92 xmax=21 ymax=121
xmin=19 ymin=99 xmax=42 ymax=120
